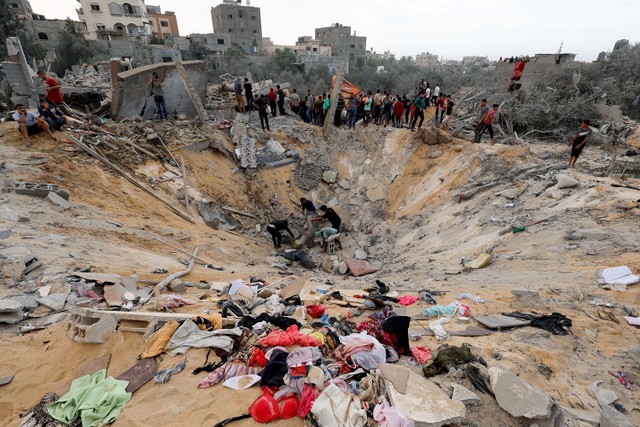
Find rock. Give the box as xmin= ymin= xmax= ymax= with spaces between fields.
xmin=0 ymin=207 xmax=19 ymax=221
xmin=364 ymin=159 xmax=372 ymax=165
xmin=562 ymin=407 xmax=600 ymax=426
xmin=386 ymin=368 xmax=466 ymax=427
xmin=628 ymin=345 xmax=640 ymax=364
xmin=450 ymin=383 xmax=482 ymax=406
xmin=146 ymin=133 xmax=159 ymax=141
xmin=355 ymin=249 xmax=367 ymax=260
xmin=46 ymin=192 xmax=71 ymax=210
xmin=8 ymin=294 xmax=38 ymax=309
xmin=1 ymin=259 xmax=26 ymax=280
xmin=599 ymin=406 xmax=633 ymax=427
xmin=326 ymin=197 xmax=339 ymax=208
xmin=0 ymin=230 xmax=11 ymax=239
xmin=338 ymin=262 xmax=348 ymax=275
xmin=489 ymin=365 xmax=553 ymax=419
xmin=43 ymin=312 xmax=68 ymax=326
xmin=321 ymin=257 xmax=334 ymax=273
xmin=177 ymin=113 xmax=187 ymax=121
xmin=322 ymin=171 xmax=337 ymax=184
xmin=38 ymin=286 xmax=51 ymax=297
xmin=37 ymin=293 xmax=68 ymax=311
xmin=168 ymin=279 xmax=186 ymax=294
xmin=595 ymin=389 xmax=618 ymax=407
xmin=556 ymin=174 xmax=579 ymax=189
xmin=427 ymin=149 xmax=443 ymax=159
xmin=338 ymin=180 xmax=351 ymax=190
xmin=0 ymin=299 xmax=24 ymax=323
xmin=512 ymin=289 xmax=540 ymax=298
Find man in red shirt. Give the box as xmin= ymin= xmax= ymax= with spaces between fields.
xmin=37 ymin=71 xmax=64 ymax=106
xmin=435 ymin=94 xmax=446 ymax=125
xmin=392 ymin=97 xmax=404 ymax=128
xmin=476 ymin=104 xmax=499 ymax=145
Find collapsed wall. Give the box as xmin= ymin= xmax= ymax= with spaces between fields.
xmin=110 ymin=60 xmax=207 ymax=120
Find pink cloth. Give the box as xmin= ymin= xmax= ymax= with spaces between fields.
xmin=334 ymin=336 xmax=375 ymax=361
xmin=410 ymin=346 xmax=432 ymax=364
xmin=397 ymin=295 xmax=419 ymax=306
xmin=159 ymin=294 xmax=195 ymax=308
xmin=373 ymin=396 xmax=415 ymax=427
xmin=198 ymin=363 xmax=261 ymax=389
xmin=259 ymin=325 xmax=322 ymax=348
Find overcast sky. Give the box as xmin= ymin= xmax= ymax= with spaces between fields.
xmin=30 ymin=0 xmax=638 ymax=61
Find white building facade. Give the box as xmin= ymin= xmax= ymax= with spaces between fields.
xmin=76 ymin=0 xmax=152 ymax=40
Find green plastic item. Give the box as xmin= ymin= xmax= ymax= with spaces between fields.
xmin=512 ymin=226 xmax=526 ymax=234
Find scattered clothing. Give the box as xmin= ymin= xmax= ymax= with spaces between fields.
xmin=164 ymin=320 xmax=240 ymax=355
xmin=373 ymin=395 xmax=415 ymax=427
xmin=259 ymin=325 xmax=322 ymax=348
xmin=48 ymin=369 xmax=131 ymax=427
xmin=410 ymin=346 xmax=432 ymax=364
xmin=397 ymin=295 xmax=419 ymax=306
xmin=311 ymin=383 xmax=367 ymax=427
xmin=198 ymin=363 xmax=262 ymax=389
xmin=503 ymin=312 xmax=572 ymax=335
xmin=141 ymin=320 xmax=180 ymax=358
xmin=153 ymin=360 xmax=186 ymax=384
xmin=422 ymin=344 xmax=486 ymax=378
xmin=429 ymin=317 xmax=451 ymax=341
xmin=422 ymin=301 xmax=470 ymax=318
xmin=158 ymin=294 xmax=195 ymax=309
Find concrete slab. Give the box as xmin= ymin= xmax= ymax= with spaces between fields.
xmin=450 ymin=383 xmax=482 ymax=406
xmin=37 ymin=293 xmax=68 ymax=311
xmin=0 ymin=299 xmax=24 ymax=323
xmin=386 ymin=368 xmax=465 ymax=426
xmin=476 ymin=314 xmax=531 ymax=329
xmin=600 ymin=406 xmax=633 ymax=427
xmin=8 ymin=294 xmax=38 ymax=309
xmin=489 ymin=365 xmax=553 ymax=419
xmin=103 ymin=284 xmax=126 ymax=307
xmin=46 ymin=191 xmax=71 ymax=210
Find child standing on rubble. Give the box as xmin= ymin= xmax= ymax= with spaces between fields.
xmin=476 ymin=103 xmax=500 ymax=145
xmin=568 ymin=120 xmax=592 ymax=167
xmin=148 ymin=72 xmax=168 ymax=120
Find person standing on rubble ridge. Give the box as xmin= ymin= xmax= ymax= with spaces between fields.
xmin=244 ymin=78 xmax=254 ymax=112
xmin=37 ymin=70 xmax=63 ymax=107
xmin=568 ymin=119 xmax=592 ymax=167
xmin=347 ymin=94 xmax=358 ymax=129
xmin=252 ymin=94 xmax=271 ymax=131
xmin=312 ymin=205 xmax=342 ymax=231
xmin=440 ymin=96 xmax=455 ymax=131
xmin=233 ymin=78 xmax=245 ymax=113
xmin=473 ymin=99 xmax=490 ymax=142
xmin=148 ymin=72 xmax=168 ymax=119
xmin=476 ymin=103 xmax=499 ymax=145
xmin=410 ymin=92 xmax=427 ymax=131
xmin=277 ymin=85 xmax=286 ymax=116
xmin=13 ymin=103 xmax=57 ymax=146
xmin=267 ymin=87 xmax=277 ymax=118
xmin=432 ymin=83 xmax=440 ymax=106
xmin=306 ymin=90 xmax=314 ymax=124
xmin=289 ymin=89 xmax=301 ymax=116
xmin=266 ymin=219 xmax=295 ymax=249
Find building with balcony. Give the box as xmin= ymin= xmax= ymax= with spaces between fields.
xmin=76 ymin=0 xmax=152 ymax=41
xmin=210 ymin=0 xmax=263 ymax=54
xmin=314 ymin=23 xmax=366 ymax=67
xmin=146 ymin=5 xmax=179 ymax=38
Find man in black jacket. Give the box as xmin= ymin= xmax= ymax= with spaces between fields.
xmin=266 ymin=219 xmax=295 ymax=248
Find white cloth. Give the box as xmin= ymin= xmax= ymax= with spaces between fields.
xmin=429 ymin=317 xmax=451 ymax=340
xmin=340 ymin=332 xmax=386 ymax=370
xmin=164 ymin=319 xmax=240 ymax=355
xmin=373 ymin=395 xmax=415 ymax=427
xmin=311 ymin=383 xmax=367 ymax=427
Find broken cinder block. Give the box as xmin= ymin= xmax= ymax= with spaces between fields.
xmin=46 ymin=191 xmax=72 ymax=211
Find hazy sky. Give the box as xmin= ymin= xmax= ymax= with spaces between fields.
xmin=29 ymin=0 xmax=638 ymax=61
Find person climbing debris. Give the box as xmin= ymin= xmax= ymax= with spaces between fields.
xmin=300 ymin=197 xmax=316 ymax=216
xmin=315 ymin=227 xmax=342 ymax=253
xmin=568 ymin=119 xmax=592 ymax=167
xmin=266 ymin=219 xmax=295 ymax=248
xmin=312 ymin=205 xmax=342 ymax=231
xmin=475 ymin=103 xmax=499 ymax=145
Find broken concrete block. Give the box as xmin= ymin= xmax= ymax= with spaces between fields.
xmin=386 ymin=368 xmax=465 ymax=426
xmin=322 ymin=170 xmax=337 ymax=184
xmin=556 ymin=174 xmax=579 ymax=189
xmin=104 ymin=284 xmax=126 ymax=307
xmin=8 ymin=294 xmax=38 ymax=309
xmin=355 ymin=249 xmax=367 ymax=260
xmin=69 ymin=312 xmax=118 ymax=344
xmin=0 ymin=299 xmax=24 ymax=323
xmin=562 ymin=407 xmax=600 ymax=426
xmin=338 ymin=180 xmax=351 ymax=190
xmin=0 ymin=374 xmax=15 ymax=386
xmin=629 ymin=345 xmax=640 ymax=364
xmin=489 ymin=365 xmax=553 ymax=419
xmin=37 ymin=293 xmax=68 ymax=311
xmin=168 ymin=279 xmax=186 ymax=294
xmin=2 ymin=259 xmax=26 ymax=280
xmin=46 ymin=191 xmax=71 ymax=210
xmin=599 ymin=406 xmax=633 ymax=427
xmin=595 ymin=389 xmax=618 ymax=407
xmin=512 ymin=289 xmax=540 ymax=298
xmin=450 ymin=383 xmax=482 ymax=406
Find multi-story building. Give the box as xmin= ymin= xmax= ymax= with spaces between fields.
xmin=315 ymin=23 xmax=366 ymax=67
xmin=265 ymin=36 xmax=331 ymax=57
xmin=76 ymin=0 xmax=152 ymax=41
xmin=210 ymin=0 xmax=262 ymax=54
xmin=415 ymin=52 xmax=439 ymax=70
xmin=146 ymin=5 xmax=179 ymax=38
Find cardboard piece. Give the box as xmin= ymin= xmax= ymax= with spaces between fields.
xmin=279 ymin=273 xmax=307 ymax=300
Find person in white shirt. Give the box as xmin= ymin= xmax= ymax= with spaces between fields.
xmin=12 ymin=103 xmax=57 ymax=146
xmin=432 ymin=84 xmax=440 ymax=105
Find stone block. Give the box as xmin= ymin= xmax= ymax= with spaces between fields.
xmin=8 ymin=294 xmax=38 ymax=309
xmin=168 ymin=279 xmax=186 ymax=294
xmin=0 ymin=299 xmax=25 ymax=323
xmin=37 ymin=293 xmax=68 ymax=311
xmin=46 ymin=191 xmax=71 ymax=210
xmin=489 ymin=365 xmax=553 ymax=419
xmin=599 ymin=406 xmax=633 ymax=427
xmin=450 ymin=383 xmax=482 ymax=406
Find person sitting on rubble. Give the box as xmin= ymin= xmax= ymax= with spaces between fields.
xmin=37 ymin=70 xmax=64 ymax=107
xmin=38 ymin=99 xmax=68 ymax=131
xmin=312 ymin=205 xmax=342 ymax=231
xmin=148 ymin=72 xmax=168 ymax=120
xmin=252 ymin=94 xmax=271 ymax=131
xmin=266 ymin=219 xmax=295 ymax=249
xmin=315 ymin=227 xmax=343 ymax=253
xmin=568 ymin=119 xmax=592 ymax=167
xmin=233 ymin=78 xmax=245 ymax=113
xmin=13 ymin=103 xmax=58 ymax=147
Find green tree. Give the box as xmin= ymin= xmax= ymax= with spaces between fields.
xmin=596 ymin=43 xmax=640 ymax=119
xmin=272 ymin=48 xmax=299 ymax=74
xmin=190 ymin=41 xmax=209 ymax=60
xmin=53 ymin=19 xmax=105 ymax=76
xmin=0 ymin=0 xmax=46 ymax=62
